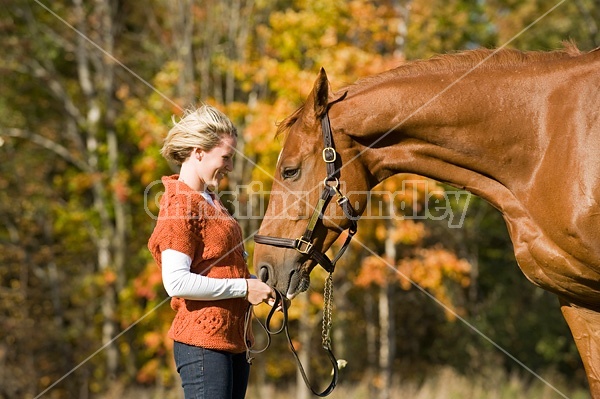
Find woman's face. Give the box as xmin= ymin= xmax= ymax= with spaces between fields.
xmin=197 ymin=135 xmax=236 ymax=191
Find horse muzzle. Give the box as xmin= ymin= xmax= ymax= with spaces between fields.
xmin=257 ymin=259 xmax=310 ymax=300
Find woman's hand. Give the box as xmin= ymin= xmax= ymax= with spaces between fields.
xmin=245 ymin=278 xmax=274 ymax=305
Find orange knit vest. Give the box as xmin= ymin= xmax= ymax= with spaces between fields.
xmin=148 ymin=175 xmax=252 ymax=353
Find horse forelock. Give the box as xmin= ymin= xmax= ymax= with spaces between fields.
xmin=275 ymin=104 xmax=305 ymax=140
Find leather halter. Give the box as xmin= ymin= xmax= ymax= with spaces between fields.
xmin=254 ymin=112 xmax=359 ymax=273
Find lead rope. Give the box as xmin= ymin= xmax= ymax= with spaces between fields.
xmin=322 ymin=273 xmax=334 ymax=350
xmin=244 ymin=281 xmax=339 ymax=397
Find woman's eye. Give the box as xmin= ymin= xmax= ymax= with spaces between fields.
xmin=282 ymin=168 xmax=300 ymax=180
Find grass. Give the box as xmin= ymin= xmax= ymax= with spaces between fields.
xmin=99 ymin=366 xmax=590 ymax=399
xmin=245 ymin=367 xmax=590 ymax=399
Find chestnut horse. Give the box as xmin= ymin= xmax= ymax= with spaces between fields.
xmin=253 ymin=45 xmax=600 ymax=396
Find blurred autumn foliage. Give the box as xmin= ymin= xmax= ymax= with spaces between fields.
xmin=1 ymin=0 xmax=597 ymax=397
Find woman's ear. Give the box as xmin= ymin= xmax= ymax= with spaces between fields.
xmin=194 ymin=148 xmax=203 ymax=160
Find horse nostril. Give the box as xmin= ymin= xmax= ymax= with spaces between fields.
xmin=258 ymin=266 xmax=269 ymax=283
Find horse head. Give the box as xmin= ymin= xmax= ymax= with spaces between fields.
xmin=253 ymin=68 xmax=370 ymax=299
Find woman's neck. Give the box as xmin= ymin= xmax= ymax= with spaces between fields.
xmin=178 ymin=162 xmax=207 ymax=192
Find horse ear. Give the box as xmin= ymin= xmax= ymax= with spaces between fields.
xmin=312 ymin=68 xmax=346 ymax=120
xmin=313 ymin=68 xmax=330 ymax=119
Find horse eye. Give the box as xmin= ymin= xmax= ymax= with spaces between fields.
xmin=282 ymin=167 xmax=300 ymax=180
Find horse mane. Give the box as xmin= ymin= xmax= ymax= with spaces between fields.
xmin=355 ymin=42 xmax=583 ymax=85
xmin=276 ymin=42 xmax=586 ymax=138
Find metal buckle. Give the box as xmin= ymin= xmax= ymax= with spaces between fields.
xmin=336 ymin=195 xmax=348 ymax=205
xmin=295 ymin=238 xmax=313 ymax=254
xmin=322 ymin=147 xmax=336 ymax=163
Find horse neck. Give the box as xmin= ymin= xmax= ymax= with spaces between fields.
xmin=333 ymin=68 xmax=549 ymax=209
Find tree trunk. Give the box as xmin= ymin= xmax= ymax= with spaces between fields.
xmin=333 ymin=280 xmax=352 ymax=366
xmin=365 ymin=291 xmax=379 ymax=397
xmin=378 ymin=282 xmax=392 ymax=399
xmin=172 ymin=0 xmax=195 ymax=104
xmin=73 ymin=0 xmax=122 ymax=382
xmin=391 ymin=0 xmax=411 ymax=58
xmin=378 ymin=196 xmax=397 ymax=399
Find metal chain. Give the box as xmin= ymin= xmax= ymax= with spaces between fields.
xmin=322 ymin=272 xmax=334 ymax=348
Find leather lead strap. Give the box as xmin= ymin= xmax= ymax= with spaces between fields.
xmin=244 ymin=289 xmax=338 ymax=396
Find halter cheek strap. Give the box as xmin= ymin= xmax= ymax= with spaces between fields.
xmin=254 ymin=113 xmax=359 ymax=273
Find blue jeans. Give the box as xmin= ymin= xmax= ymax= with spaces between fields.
xmin=173 ymin=341 xmax=250 ymax=399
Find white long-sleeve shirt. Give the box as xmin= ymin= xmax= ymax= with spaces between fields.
xmin=161 ymin=249 xmax=248 ymax=300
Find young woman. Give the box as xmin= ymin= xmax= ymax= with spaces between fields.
xmin=148 ymin=104 xmax=274 ymax=399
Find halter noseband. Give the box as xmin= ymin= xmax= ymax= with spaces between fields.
xmin=254 ymin=112 xmax=359 ymax=273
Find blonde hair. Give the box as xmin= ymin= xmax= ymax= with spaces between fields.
xmin=160 ymin=104 xmax=238 ymax=165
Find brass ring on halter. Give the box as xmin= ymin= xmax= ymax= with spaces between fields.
xmin=323 ymin=176 xmax=339 ymax=189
